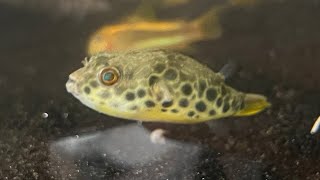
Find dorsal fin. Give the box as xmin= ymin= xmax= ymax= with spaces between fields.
xmin=219 ymin=61 xmax=239 ymax=80
xmin=124 ymin=0 xmax=157 ymax=22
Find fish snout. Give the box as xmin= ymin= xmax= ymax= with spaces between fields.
xmin=66 ymin=73 xmax=81 ymax=96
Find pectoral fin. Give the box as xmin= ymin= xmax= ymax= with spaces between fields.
xmin=150 ymin=79 xmax=173 ymax=103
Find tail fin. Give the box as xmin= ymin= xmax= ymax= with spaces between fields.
xmin=234 ymin=93 xmax=271 ymax=116
xmin=191 ymin=5 xmax=226 ymax=39
xmin=192 ymin=0 xmax=261 ymax=39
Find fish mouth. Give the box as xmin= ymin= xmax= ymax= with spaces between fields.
xmin=66 ymin=78 xmax=98 ymax=111
xmin=66 ymin=78 xmax=80 ymax=96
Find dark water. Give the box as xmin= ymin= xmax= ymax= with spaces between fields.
xmin=1 ymin=0 xmax=320 ymax=179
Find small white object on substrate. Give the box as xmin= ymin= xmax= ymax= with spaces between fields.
xmin=150 ymin=129 xmax=167 ymax=144
xmin=310 ymin=116 xmax=320 ymax=134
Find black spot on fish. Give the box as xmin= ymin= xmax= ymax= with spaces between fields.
xmin=223 ymin=102 xmax=230 ymax=113
xmin=84 ymin=86 xmax=91 ymax=94
xmin=216 ymin=97 xmax=223 ymax=107
xmin=149 ymin=76 xmax=159 ymax=86
xmin=161 ymin=109 xmax=167 ymax=112
xmin=162 ymin=100 xmax=173 ymax=108
xmin=206 ymin=88 xmax=217 ymax=101
xmin=188 ymin=111 xmax=195 ymax=117
xmin=145 ymin=100 xmax=155 ymax=108
xmin=179 ymin=98 xmax=189 ymax=107
xmin=181 ymin=83 xmax=192 ymax=96
xmin=90 ymin=81 xmax=99 ymax=88
xmin=209 ymin=109 xmax=216 ymax=116
xmin=164 ymin=69 xmax=177 ymax=80
xmin=171 ymin=109 xmax=179 ymax=113
xmin=137 ymin=89 xmax=146 ymax=98
xmin=125 ymin=92 xmax=135 ymax=101
xmin=195 ymin=101 xmax=206 ymax=112
xmin=154 ymin=64 xmax=166 ymax=74
xmin=198 ymin=80 xmax=207 ymax=97
xmin=221 ymin=86 xmax=227 ymax=96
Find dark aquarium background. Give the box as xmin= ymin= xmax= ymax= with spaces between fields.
xmin=0 ymin=0 xmax=320 ymax=179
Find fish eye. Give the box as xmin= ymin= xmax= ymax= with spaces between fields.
xmin=99 ymin=67 xmax=120 ymax=86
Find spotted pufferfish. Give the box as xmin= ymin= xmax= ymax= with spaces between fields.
xmin=66 ymin=49 xmax=270 ymax=123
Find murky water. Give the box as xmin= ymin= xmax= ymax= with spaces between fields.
xmin=1 ymin=0 xmax=320 ymax=179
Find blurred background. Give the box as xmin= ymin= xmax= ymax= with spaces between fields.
xmin=0 ymin=0 xmax=320 ymax=179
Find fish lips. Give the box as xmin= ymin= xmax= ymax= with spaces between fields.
xmin=66 ymin=78 xmax=81 ymax=97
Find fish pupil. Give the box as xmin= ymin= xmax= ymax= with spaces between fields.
xmin=104 ymin=72 xmax=114 ymax=81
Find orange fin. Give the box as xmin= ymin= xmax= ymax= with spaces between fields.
xmin=191 ymin=5 xmax=226 ymax=40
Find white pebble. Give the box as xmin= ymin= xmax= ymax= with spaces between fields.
xmin=150 ymin=129 xmax=167 ymax=144
xmin=310 ymin=116 xmax=320 ymax=134
xmin=41 ymin=112 xmax=49 ymax=118
xmin=62 ymin=113 xmax=69 ymax=118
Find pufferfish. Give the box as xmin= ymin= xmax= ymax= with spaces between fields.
xmin=66 ymin=49 xmax=270 ymax=123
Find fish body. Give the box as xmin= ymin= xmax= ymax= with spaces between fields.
xmin=87 ymin=6 xmax=223 ymax=55
xmin=88 ymin=21 xmax=204 ymax=55
xmin=87 ymin=0 xmax=262 ymax=55
xmin=66 ymin=49 xmax=270 ymax=124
